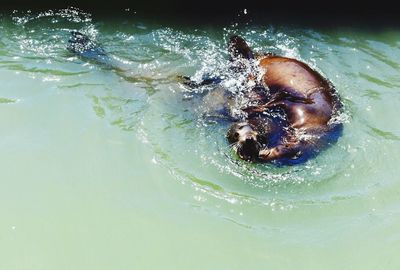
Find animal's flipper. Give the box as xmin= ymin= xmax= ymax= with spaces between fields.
xmin=258 ymin=138 xmax=305 ymax=162
xmin=228 ymin=35 xmax=255 ymax=60
xmin=67 ymin=31 xmax=117 ymax=68
xmin=242 ymin=89 xmax=314 ymax=114
xmin=179 ymin=74 xmax=223 ymax=88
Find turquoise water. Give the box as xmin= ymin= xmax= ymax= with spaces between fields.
xmin=1 ymin=8 xmax=400 ymax=269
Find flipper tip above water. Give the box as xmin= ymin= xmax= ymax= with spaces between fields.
xmin=67 ymin=31 xmax=112 ymax=66
xmin=67 ymin=31 xmax=96 ymax=53
xmin=228 ymin=35 xmax=255 ymax=60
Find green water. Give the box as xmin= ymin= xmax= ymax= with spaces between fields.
xmin=1 ymin=8 xmax=400 ymax=269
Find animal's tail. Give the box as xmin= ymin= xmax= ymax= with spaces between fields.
xmin=67 ymin=31 xmax=117 ymax=68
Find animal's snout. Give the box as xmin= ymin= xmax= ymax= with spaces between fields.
xmin=243 ymin=136 xmax=259 ymax=150
xmin=238 ymin=134 xmax=261 ymax=161
xmin=242 ymin=132 xmax=257 ymax=143
xmin=245 ymin=137 xmax=255 ymax=143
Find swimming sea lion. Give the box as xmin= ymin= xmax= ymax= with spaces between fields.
xmin=68 ymin=32 xmax=342 ymax=164
xmin=224 ymin=35 xmax=343 ymax=164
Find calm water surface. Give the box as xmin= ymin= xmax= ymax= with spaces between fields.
xmin=1 ymin=8 xmax=400 ymax=269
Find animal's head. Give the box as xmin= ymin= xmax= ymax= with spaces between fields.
xmin=227 ymin=121 xmax=262 ymax=161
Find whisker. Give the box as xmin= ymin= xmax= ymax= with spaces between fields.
xmin=227 ymin=142 xmax=237 ymax=149
xmin=236 ymin=144 xmax=243 ymax=152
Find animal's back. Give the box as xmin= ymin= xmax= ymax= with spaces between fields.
xmin=258 ymin=56 xmax=328 ymax=94
xmin=258 ymin=56 xmax=337 ymax=129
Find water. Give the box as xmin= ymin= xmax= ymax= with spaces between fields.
xmin=1 ymin=8 xmax=400 ymax=269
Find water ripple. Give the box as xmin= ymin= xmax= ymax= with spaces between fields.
xmin=1 ymin=9 xmax=399 ymax=219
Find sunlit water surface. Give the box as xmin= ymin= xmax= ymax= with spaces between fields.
xmin=1 ymin=8 xmax=400 ymax=269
